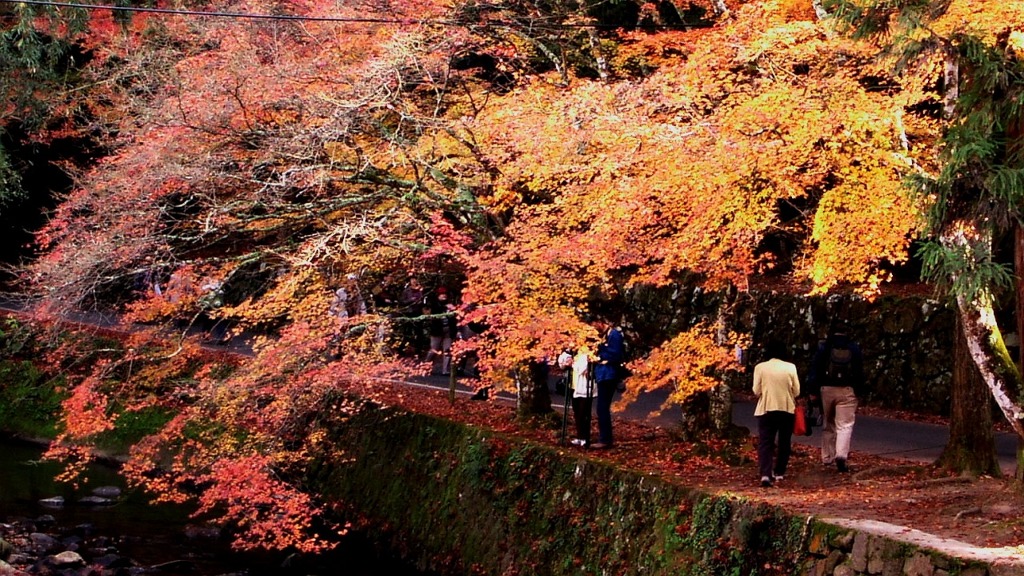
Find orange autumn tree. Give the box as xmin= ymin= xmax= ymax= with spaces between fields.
xmin=459 ymin=0 xmax=928 ymax=422
xmin=18 ymin=0 xmax=651 ymax=552
xmin=19 ymin=0 xmax=502 ymax=553
xmin=825 ymin=0 xmax=1024 ymax=479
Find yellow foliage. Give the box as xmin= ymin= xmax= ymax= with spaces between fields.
xmin=808 ymin=163 xmax=922 ymax=297
xmin=622 ymin=322 xmax=740 ymax=409
xmin=778 ymin=0 xmax=818 ymax=21
xmin=465 ymin=0 xmax=930 ymax=384
xmin=1011 ymin=31 xmax=1024 ymax=59
xmin=322 ymin=141 xmax=352 ymax=163
xmin=930 ymin=2 xmax=1024 ymax=45
xmin=33 ymin=0 xmax=991 ymax=555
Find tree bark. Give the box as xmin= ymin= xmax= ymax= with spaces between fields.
xmin=942 ymin=224 xmax=1024 ymax=479
xmin=1016 ymin=224 xmax=1024 ymax=481
xmin=812 ymin=0 xmax=829 ymax=21
xmin=956 ymin=293 xmax=1024 ymax=480
xmin=578 ymin=3 xmax=609 ymax=81
xmin=677 ymin=383 xmax=734 ymax=441
xmin=937 ymin=313 xmax=1001 ymax=475
xmin=943 ymin=50 xmax=959 ymax=120
xmin=514 ymin=358 xmax=554 ymax=418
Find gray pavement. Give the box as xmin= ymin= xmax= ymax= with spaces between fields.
xmin=731 ymin=399 xmax=1018 ymax=474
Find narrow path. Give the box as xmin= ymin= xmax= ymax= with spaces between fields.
xmin=409 ymin=373 xmax=1018 ymax=475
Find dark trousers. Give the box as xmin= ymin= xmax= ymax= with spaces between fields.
xmin=571 ymin=396 xmax=593 ymax=443
xmin=757 ymin=410 xmax=795 ymax=479
xmin=596 ymin=379 xmax=618 ymax=445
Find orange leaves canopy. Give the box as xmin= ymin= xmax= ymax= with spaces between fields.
xmin=461 ymin=0 xmax=930 ymax=386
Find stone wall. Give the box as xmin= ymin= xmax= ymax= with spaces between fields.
xmin=309 ymin=401 xmax=1023 ymax=576
xmin=629 ymin=287 xmax=960 ymax=415
xmin=734 ymin=290 xmax=958 ymax=415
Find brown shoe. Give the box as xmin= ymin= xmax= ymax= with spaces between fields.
xmin=590 ymin=443 xmax=611 ymax=449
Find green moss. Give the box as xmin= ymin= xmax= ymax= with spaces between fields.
xmin=0 ymin=355 xmax=176 ymax=455
xmin=0 ymin=351 xmax=995 ymax=576
xmin=308 ymin=403 xmax=926 ymax=576
xmin=0 ymin=360 xmax=66 ymax=439
xmin=94 ymin=405 xmax=174 ymax=453
xmin=307 ymin=405 xmax=797 ymax=575
xmin=0 ymin=317 xmax=32 ymax=357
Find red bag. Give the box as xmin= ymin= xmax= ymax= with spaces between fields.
xmin=793 ymin=405 xmax=808 ymax=436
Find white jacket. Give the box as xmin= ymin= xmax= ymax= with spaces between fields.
xmin=558 ymin=349 xmax=594 ymax=399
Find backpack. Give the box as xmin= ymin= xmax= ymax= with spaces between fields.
xmin=825 ymin=344 xmax=854 ymax=387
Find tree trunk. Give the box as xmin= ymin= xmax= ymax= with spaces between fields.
xmin=514 ymin=358 xmax=553 ymax=418
xmin=812 ymin=0 xmax=829 ymax=21
xmin=943 ymin=49 xmax=959 ymax=120
xmin=937 ymin=313 xmax=1001 ymax=475
xmin=956 ymin=295 xmax=1024 ymax=479
xmin=943 ymin=224 xmax=1024 ymax=479
xmin=1016 ymin=224 xmax=1024 ymax=481
xmin=676 ymin=383 xmax=736 ymax=441
xmin=579 ymin=4 xmax=609 ymax=81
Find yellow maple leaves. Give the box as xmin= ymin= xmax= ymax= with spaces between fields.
xmin=624 ymin=322 xmax=741 ymax=407
xmin=460 ymin=0 xmax=934 ymax=398
xmin=929 ymin=2 xmax=1024 ymax=44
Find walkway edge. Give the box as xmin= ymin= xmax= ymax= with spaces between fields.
xmin=823 ymin=517 xmax=1024 ymax=567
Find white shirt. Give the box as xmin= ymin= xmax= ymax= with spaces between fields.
xmin=558 ymin=349 xmax=595 ymax=399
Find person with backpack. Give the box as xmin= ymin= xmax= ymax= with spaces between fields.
xmin=807 ymin=323 xmax=865 ymax=473
xmin=424 ymin=287 xmax=458 ymax=375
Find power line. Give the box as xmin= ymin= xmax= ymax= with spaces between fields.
xmin=1 ymin=0 xmax=440 ymax=24
xmin=0 ymin=0 xmax=716 ymax=29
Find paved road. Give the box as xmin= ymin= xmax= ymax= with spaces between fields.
xmin=732 ymin=399 xmax=1018 ymax=474
xmin=410 ymin=374 xmax=1019 ymax=475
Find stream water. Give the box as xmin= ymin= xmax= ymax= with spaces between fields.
xmin=0 ymin=437 xmax=432 ymax=575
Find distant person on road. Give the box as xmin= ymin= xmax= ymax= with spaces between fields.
xmin=329 ymin=286 xmax=352 ymax=320
xmin=752 ymin=340 xmax=800 ymax=488
xmin=456 ymin=304 xmax=486 ymax=378
xmin=425 ymin=287 xmax=457 ymax=375
xmin=399 ymin=276 xmax=425 ymax=314
xmin=592 ymin=317 xmax=625 ymax=450
xmin=198 ymin=276 xmax=230 ymax=344
xmin=165 ymin=269 xmax=188 ymax=305
xmin=807 ymin=322 xmax=864 ymax=473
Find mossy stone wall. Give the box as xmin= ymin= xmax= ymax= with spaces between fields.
xmin=308 ymin=403 xmax=1017 ymax=576
xmin=625 ymin=286 xmax=958 ymax=415
xmin=724 ymin=290 xmax=957 ymax=415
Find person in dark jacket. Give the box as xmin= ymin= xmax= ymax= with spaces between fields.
xmin=807 ymin=325 xmax=864 ymax=473
xmin=425 ymin=287 xmax=458 ymax=375
xmin=592 ymin=317 xmax=625 ymax=449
